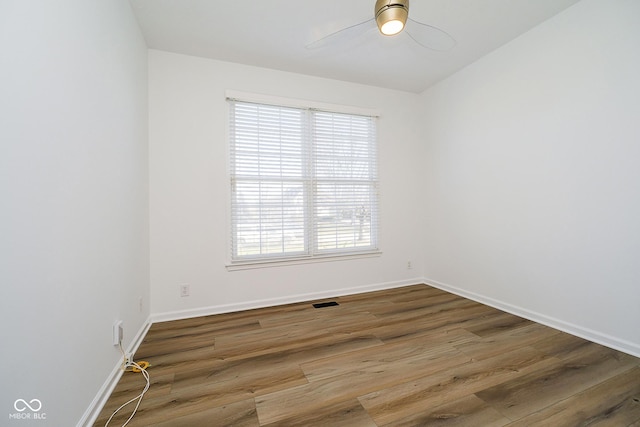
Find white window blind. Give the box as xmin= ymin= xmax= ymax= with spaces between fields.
xmin=229 ymin=99 xmax=378 ymax=263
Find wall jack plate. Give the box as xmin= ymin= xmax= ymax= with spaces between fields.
xmin=113 ymin=320 xmax=123 ymax=346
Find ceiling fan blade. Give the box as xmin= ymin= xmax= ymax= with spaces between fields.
xmin=404 ymin=18 xmax=456 ymax=51
xmin=306 ymin=18 xmax=376 ymax=50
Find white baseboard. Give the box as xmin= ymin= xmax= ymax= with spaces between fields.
xmin=150 ymin=278 xmax=423 ymax=324
xmin=77 ymin=317 xmax=152 ymax=427
xmin=424 ymin=277 xmax=640 ymax=359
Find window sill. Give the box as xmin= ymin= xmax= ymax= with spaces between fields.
xmin=226 ymin=251 xmax=382 ymax=271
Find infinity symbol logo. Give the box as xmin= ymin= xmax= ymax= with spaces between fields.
xmin=14 ymin=399 xmax=42 ymax=412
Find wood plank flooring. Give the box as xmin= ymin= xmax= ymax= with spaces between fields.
xmin=94 ymin=284 xmax=640 ymax=426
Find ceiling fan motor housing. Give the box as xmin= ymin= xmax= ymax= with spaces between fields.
xmin=375 ymin=0 xmax=409 ymax=35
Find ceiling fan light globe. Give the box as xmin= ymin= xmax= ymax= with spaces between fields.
xmin=380 ymin=19 xmax=404 ymax=35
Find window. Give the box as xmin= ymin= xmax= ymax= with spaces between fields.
xmin=228 ymin=98 xmax=378 ymax=264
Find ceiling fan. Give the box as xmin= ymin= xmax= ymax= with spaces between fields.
xmin=306 ymin=0 xmax=456 ymax=51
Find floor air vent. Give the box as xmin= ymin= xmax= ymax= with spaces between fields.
xmin=313 ymin=301 xmax=339 ymax=308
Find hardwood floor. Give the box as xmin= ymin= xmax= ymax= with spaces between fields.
xmin=94 ymin=284 xmax=640 ymax=426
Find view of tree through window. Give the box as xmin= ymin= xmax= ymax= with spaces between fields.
xmin=229 ymin=99 xmax=378 ymax=261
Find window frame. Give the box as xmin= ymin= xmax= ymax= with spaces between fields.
xmin=226 ymin=91 xmax=381 ymax=269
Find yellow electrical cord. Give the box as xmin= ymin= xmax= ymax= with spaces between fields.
xmin=130 ymin=361 xmax=150 ymax=372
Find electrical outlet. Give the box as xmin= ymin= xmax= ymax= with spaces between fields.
xmin=113 ymin=320 xmax=123 ymax=346
xmin=138 ymin=297 xmax=143 ymax=313
xmin=180 ymin=283 xmax=190 ymax=297
xmin=407 ymin=260 xmax=413 ymax=270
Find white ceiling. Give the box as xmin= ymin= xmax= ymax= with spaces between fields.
xmin=129 ymin=0 xmax=581 ymax=93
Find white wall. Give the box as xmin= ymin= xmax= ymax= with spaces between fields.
xmin=420 ymin=0 xmax=640 ymax=356
xmin=148 ymin=50 xmax=424 ymax=318
xmin=0 ymin=1 xmax=149 ymax=425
